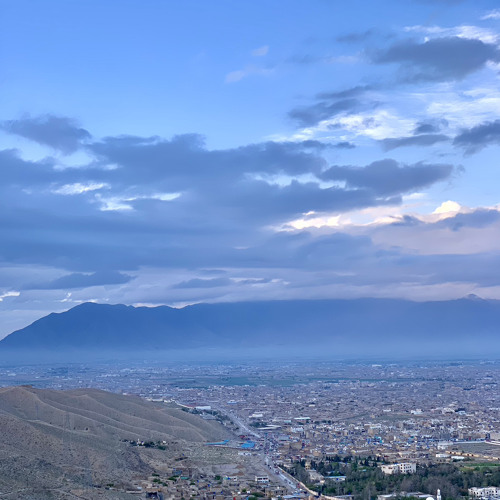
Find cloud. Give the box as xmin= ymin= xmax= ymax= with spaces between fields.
xmin=1 ymin=115 xmax=91 ymax=154
xmin=453 ymin=119 xmax=500 ymax=153
xmin=320 ymin=159 xmax=454 ymax=197
xmin=367 ymin=205 xmax=500 ymax=262
xmin=0 ymin=121 xmax=458 ymax=276
xmin=288 ymin=85 xmax=376 ymax=127
xmin=333 ymin=141 xmax=356 ymax=149
xmin=404 ymin=25 xmax=499 ymax=44
xmin=336 ymin=30 xmax=375 ymax=44
xmin=289 ymin=98 xmax=363 ymax=127
xmin=225 ymin=65 xmax=273 ymax=83
xmin=381 ymin=134 xmax=449 ymax=151
xmin=414 ymin=122 xmax=440 ymax=134
xmin=27 ymin=271 xmax=133 ymax=290
xmin=371 ymin=36 xmax=500 ymax=82
xmin=437 ymin=209 xmax=500 ymax=232
xmin=172 ymin=277 xmax=232 ymax=289
xmin=0 ymin=148 xmax=57 ymax=185
xmin=482 ymin=9 xmax=500 ymax=20
xmin=53 ymin=183 xmax=109 ymax=195
xmin=0 ymin=291 xmax=20 ymax=302
xmin=251 ymin=45 xmax=269 ymax=57
xmin=295 ymin=109 xmax=416 ymax=142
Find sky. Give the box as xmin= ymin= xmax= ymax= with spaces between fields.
xmin=2 ymin=0 xmax=500 ymax=338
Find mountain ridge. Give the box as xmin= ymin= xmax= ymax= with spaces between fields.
xmin=1 ymin=297 xmax=499 ymax=358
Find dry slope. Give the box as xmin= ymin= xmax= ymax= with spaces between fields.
xmin=0 ymin=386 xmax=228 ymax=498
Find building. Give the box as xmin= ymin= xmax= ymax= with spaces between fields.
xmin=308 ymin=470 xmax=325 ymax=484
xmin=380 ymin=463 xmax=417 ymax=475
xmin=469 ymin=487 xmax=500 ymax=499
xmin=254 ymin=476 xmax=270 ymax=484
xmin=378 ymin=489 xmax=440 ymax=500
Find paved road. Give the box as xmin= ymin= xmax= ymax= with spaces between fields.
xmin=209 ymin=404 xmax=306 ymax=495
xmin=214 ymin=405 xmax=261 ymax=438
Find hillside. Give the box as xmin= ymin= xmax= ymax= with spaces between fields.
xmin=1 ymin=298 xmax=500 ymax=358
xmin=0 ymin=386 xmax=228 ymax=498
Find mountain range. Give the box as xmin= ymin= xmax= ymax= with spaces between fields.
xmin=1 ymin=297 xmax=499 ymax=359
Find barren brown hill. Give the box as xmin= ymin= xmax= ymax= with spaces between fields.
xmin=0 ymin=386 xmax=229 ymax=499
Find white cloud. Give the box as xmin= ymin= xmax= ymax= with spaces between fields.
xmin=279 ymin=199 xmax=484 ymax=233
xmin=332 ymin=110 xmax=415 ymax=140
xmin=52 ymin=182 xmax=109 ymax=195
xmin=97 ymin=192 xmax=180 ymax=211
xmin=433 ymin=200 xmax=461 ymax=215
xmin=225 ymin=65 xmax=273 ymax=83
xmin=426 ymin=88 xmax=500 ymax=129
xmin=0 ymin=291 xmax=20 ymax=301
xmin=280 ymin=109 xmax=416 ymax=143
xmin=251 ymin=45 xmax=269 ymax=57
xmin=286 ymin=213 xmax=343 ymax=230
xmin=481 ymin=9 xmax=500 ymax=21
xmin=404 ymin=24 xmax=499 ymax=44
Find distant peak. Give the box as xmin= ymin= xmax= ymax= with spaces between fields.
xmin=465 ymin=293 xmax=483 ymax=301
xmin=73 ymin=301 xmax=126 ymax=309
xmin=74 ymin=301 xmax=101 ymax=308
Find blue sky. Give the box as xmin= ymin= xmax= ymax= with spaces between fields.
xmin=2 ymin=0 xmax=500 ymax=337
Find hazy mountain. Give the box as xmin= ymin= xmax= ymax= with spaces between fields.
xmin=1 ymin=298 xmax=499 ymax=359
xmin=0 ymin=385 xmax=228 ymax=498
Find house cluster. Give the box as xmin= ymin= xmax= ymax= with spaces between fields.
xmin=139 ymin=471 xmax=289 ymax=500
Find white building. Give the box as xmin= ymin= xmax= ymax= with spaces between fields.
xmin=380 ymin=463 xmax=417 ymax=475
xmin=255 ymin=476 xmax=270 ymax=484
xmin=308 ymin=470 xmax=325 ymax=484
xmin=469 ymin=487 xmax=500 ymax=499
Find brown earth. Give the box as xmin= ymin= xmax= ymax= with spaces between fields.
xmin=0 ymin=386 xmax=229 ymax=499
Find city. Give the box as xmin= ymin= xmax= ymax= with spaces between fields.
xmin=0 ymin=360 xmax=498 ymax=499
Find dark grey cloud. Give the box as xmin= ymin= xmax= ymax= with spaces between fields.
xmin=1 ymin=115 xmax=91 ymax=154
xmin=453 ymin=119 xmax=500 ymax=153
xmin=371 ymin=36 xmax=500 ymax=82
xmin=288 ymin=85 xmax=377 ymax=127
xmin=0 ymin=149 xmax=57 ymax=184
xmin=389 ymin=215 xmax=422 ymax=227
xmin=381 ymin=134 xmax=449 ymax=151
xmin=0 ymin=118 xmax=456 ymax=276
xmin=390 ymin=209 xmax=500 ymax=232
xmin=414 ymin=122 xmax=439 ymax=134
xmin=320 ymin=159 xmax=453 ymax=196
xmin=289 ymin=98 xmax=363 ymax=127
xmin=27 ymin=271 xmax=132 ymax=290
xmin=316 ymin=85 xmax=373 ymax=100
xmin=333 ymin=141 xmax=355 ymax=149
xmin=437 ymin=209 xmax=500 ymax=232
xmin=414 ymin=120 xmax=448 ymax=135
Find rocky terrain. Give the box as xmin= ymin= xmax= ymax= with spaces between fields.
xmin=0 ymin=386 xmax=229 ymax=498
